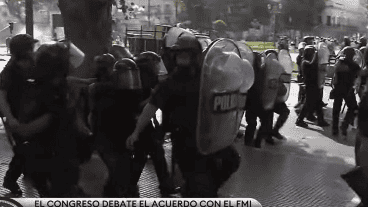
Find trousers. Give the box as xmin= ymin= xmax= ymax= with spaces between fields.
xmin=332 ymin=87 xmax=358 ymax=131
xmin=171 ymin=130 xmax=240 ymax=198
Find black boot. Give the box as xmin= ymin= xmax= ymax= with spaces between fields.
xmin=272 ymin=115 xmax=288 ymax=140
xmin=244 ymin=129 xmax=255 ymax=146
xmin=265 ymin=136 xmax=275 ymax=145
xmin=307 ymin=113 xmax=317 ymax=122
xmin=340 ymin=121 xmax=349 ymax=136
xmin=316 ymin=108 xmax=330 ymax=127
xmin=318 ymin=120 xmax=330 ymax=127
xmin=253 ymin=136 xmax=262 ymax=148
xmin=332 ymin=115 xmax=339 ymax=135
xmin=296 ymin=118 xmax=308 ymax=128
xmin=3 ymin=177 xmax=22 ymax=197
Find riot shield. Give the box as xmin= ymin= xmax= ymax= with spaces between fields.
xmin=318 ymin=42 xmax=330 ymax=64
xmin=236 ymin=41 xmax=254 ymax=66
xmin=276 ymin=49 xmax=293 ymax=103
xmin=109 ymin=44 xmax=134 ymax=60
xmin=317 ymin=42 xmax=330 ymax=88
xmin=196 ymin=38 xmax=254 ymax=155
xmin=261 ymin=53 xmax=284 ymax=110
xmin=235 ymin=41 xmax=254 ymax=125
xmin=337 ymin=48 xmax=364 ymax=68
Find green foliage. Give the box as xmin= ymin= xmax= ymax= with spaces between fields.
xmin=181 ymin=0 xmax=325 ymax=32
xmin=279 ymin=0 xmax=326 ymax=30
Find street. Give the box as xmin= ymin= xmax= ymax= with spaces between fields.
xmin=0 ymin=47 xmax=361 ymax=206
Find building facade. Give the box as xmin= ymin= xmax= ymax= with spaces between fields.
xmin=317 ymin=0 xmax=368 ymax=39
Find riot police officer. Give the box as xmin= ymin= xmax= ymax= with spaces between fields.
xmin=295 ymin=42 xmax=306 ymax=109
xmin=90 ymin=58 xmax=145 ymax=197
xmin=269 ymin=38 xmax=291 ymax=141
xmin=332 ymin=47 xmax=360 ymax=136
xmin=126 ymin=33 xmax=240 ymax=197
xmin=296 ymin=46 xmax=330 ymax=127
xmin=303 ymin=36 xmax=314 ymax=46
xmin=131 ymin=51 xmax=177 ymax=197
xmin=244 ymin=51 xmax=274 ymax=147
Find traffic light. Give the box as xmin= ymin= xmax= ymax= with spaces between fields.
xmin=9 ymin=22 xmax=14 ymax=34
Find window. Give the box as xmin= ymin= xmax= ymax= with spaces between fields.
xmin=318 ymin=15 xmax=322 ymax=24
xmin=326 ymin=15 xmax=331 ymax=26
xmin=331 ymin=16 xmax=335 ymax=25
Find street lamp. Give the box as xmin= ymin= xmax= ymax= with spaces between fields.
xmin=267 ymin=2 xmax=282 ymax=44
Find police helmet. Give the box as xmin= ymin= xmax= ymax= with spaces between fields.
xmin=264 ymin=49 xmax=278 ymax=57
xmin=135 ymin=51 xmax=161 ymax=64
xmin=303 ymin=36 xmax=314 ymax=42
xmin=303 ymin=45 xmax=316 ymax=58
xmin=114 ymin=58 xmax=137 ymax=71
xmin=342 ymin=46 xmax=355 ymax=58
xmin=170 ymin=33 xmax=202 ymax=52
xmin=213 ymin=20 xmax=227 ymax=31
xmin=9 ymin=34 xmax=38 ymax=57
xmin=298 ymin=42 xmax=306 ymax=50
xmin=94 ymin=53 xmax=116 ymax=68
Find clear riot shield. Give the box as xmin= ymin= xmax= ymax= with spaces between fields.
xmin=236 ymin=41 xmax=254 ymax=66
xmin=234 ymin=40 xmax=254 ymax=128
xmin=318 ymin=42 xmax=330 ymax=64
xmin=276 ymin=49 xmax=293 ymax=103
xmin=337 ymin=48 xmax=364 ymax=68
xmin=196 ymin=38 xmax=254 ymax=155
xmin=317 ymin=42 xmax=330 ymax=88
xmin=261 ymin=53 xmax=284 ymax=110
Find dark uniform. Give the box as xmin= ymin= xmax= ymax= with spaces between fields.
xmin=128 ymin=34 xmax=240 ymax=197
xmin=90 ymin=58 xmax=144 ymax=197
xmin=131 ymin=51 xmax=175 ymax=196
xmin=296 ymin=46 xmax=329 ymax=127
xmin=244 ymin=51 xmax=275 ymax=147
xmin=332 ymin=47 xmax=360 ymax=136
xmin=150 ymin=69 xmax=239 ymax=197
xmin=296 ymin=42 xmax=306 ymax=106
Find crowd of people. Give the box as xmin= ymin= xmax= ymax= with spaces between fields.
xmin=0 ymin=30 xmax=241 ymax=198
xmin=294 ymin=35 xmax=366 ymax=137
xmin=1 ymin=27 xmax=368 ymax=205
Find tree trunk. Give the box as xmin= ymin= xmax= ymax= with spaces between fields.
xmin=58 ymin=0 xmax=113 ymax=78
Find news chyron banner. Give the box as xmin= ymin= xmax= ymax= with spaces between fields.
xmin=0 ymin=198 xmax=262 ymax=207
